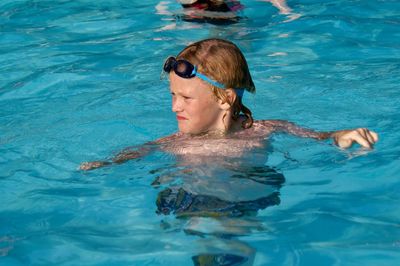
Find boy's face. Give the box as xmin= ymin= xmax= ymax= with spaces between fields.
xmin=169 ymin=72 xmax=226 ymax=134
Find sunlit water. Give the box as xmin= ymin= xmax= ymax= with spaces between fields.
xmin=1 ymin=0 xmax=400 ymax=265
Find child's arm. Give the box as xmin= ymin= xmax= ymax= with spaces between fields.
xmin=261 ymin=120 xmax=378 ymax=149
xmin=79 ymin=143 xmax=155 ymax=171
xmin=261 ymin=0 xmax=292 ymax=14
xmin=260 ymin=0 xmax=301 ymax=22
xmin=79 ymin=133 xmax=181 ymax=171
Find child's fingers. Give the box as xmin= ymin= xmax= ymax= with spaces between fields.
xmin=357 ymin=128 xmax=379 ymax=147
xmin=370 ymin=131 xmax=379 ymax=142
xmin=333 ymin=128 xmax=378 ymax=149
xmin=365 ymin=130 xmax=377 ymax=145
xmin=356 ymin=137 xmax=372 ymax=149
xmin=356 ymin=128 xmax=375 ymax=145
xmin=352 ymin=130 xmax=372 ymax=148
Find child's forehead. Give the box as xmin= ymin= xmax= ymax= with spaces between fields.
xmin=169 ymin=73 xmax=213 ymax=95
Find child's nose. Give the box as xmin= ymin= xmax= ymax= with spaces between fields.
xmin=172 ymin=98 xmax=183 ymax=113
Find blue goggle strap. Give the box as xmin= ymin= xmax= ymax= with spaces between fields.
xmin=192 ymin=66 xmax=226 ymax=89
xmin=192 ymin=67 xmax=245 ymax=99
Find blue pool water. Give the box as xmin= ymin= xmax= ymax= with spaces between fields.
xmin=1 ymin=0 xmax=400 ymax=265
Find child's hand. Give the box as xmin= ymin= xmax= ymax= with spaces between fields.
xmin=331 ymin=128 xmax=378 ymax=149
xmin=79 ymin=161 xmax=110 ymax=171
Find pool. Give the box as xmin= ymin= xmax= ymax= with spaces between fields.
xmin=1 ymin=0 xmax=400 ymax=265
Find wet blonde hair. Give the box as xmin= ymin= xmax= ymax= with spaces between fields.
xmin=177 ymin=38 xmax=256 ymax=129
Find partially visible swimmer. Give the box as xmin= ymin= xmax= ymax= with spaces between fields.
xmin=156 ymin=0 xmax=300 ymax=24
xmin=80 ymin=38 xmax=378 ymax=171
xmin=177 ymin=0 xmax=291 ymax=14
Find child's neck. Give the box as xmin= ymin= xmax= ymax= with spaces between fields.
xmin=188 ymin=115 xmax=246 ymax=138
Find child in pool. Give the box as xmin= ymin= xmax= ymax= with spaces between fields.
xmin=80 ymin=38 xmax=378 ymax=171
xmin=177 ymin=0 xmax=291 ymax=14
xmin=156 ymin=0 xmax=298 ymax=25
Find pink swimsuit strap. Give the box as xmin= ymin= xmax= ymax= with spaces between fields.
xmin=226 ymin=1 xmax=245 ymax=12
xmin=190 ymin=3 xmax=207 ymax=10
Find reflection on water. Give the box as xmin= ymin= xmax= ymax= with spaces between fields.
xmin=192 ymin=253 xmax=248 ymax=266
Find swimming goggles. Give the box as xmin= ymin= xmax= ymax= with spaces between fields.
xmin=163 ymin=56 xmax=244 ymax=98
xmin=163 ymin=56 xmax=226 ymax=88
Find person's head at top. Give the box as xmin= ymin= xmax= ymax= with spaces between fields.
xmin=163 ymin=38 xmax=255 ymax=136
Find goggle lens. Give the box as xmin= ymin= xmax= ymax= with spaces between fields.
xmin=163 ymin=57 xmax=195 ymax=78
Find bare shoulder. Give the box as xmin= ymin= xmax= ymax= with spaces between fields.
xmin=234 ymin=120 xmax=282 ymax=138
xmin=255 ymin=119 xmax=290 ymax=127
xmin=253 ymin=119 xmax=291 ymax=132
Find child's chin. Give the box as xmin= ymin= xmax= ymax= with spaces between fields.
xmin=179 ymin=128 xmax=191 ymax=134
xmin=178 ymin=126 xmax=197 ymax=135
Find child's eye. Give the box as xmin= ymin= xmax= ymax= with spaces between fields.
xmin=183 ymin=96 xmax=192 ymax=100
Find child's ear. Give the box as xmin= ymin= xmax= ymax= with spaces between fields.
xmin=219 ymin=88 xmax=236 ymax=111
